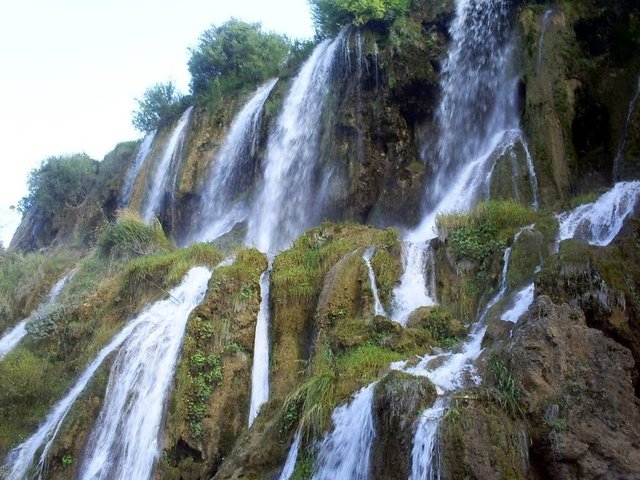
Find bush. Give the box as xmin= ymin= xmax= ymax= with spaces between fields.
xmin=188 ymin=19 xmax=290 ymax=104
xmin=310 ymin=0 xmax=411 ymax=36
xmin=97 ymin=209 xmax=172 ymax=260
xmin=18 ymin=153 xmax=97 ymax=216
xmin=26 ymin=303 xmax=69 ymax=340
xmin=0 ymin=348 xmax=48 ymax=406
xmin=131 ymin=82 xmax=187 ymax=133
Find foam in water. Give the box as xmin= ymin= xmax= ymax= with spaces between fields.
xmin=248 ymin=260 xmax=273 ymax=426
xmin=189 ymin=80 xmax=278 ymax=244
xmin=141 ymin=107 xmax=193 ymax=223
xmin=537 ymin=9 xmax=555 ymax=76
xmin=312 ymin=383 xmax=376 ymax=480
xmin=278 ymin=429 xmax=302 ymax=480
xmin=556 ymin=181 xmax=640 ymax=247
xmin=363 ymin=247 xmax=388 ymax=317
xmin=2 ymin=267 xmax=212 ymax=480
xmin=246 ymin=30 xmax=347 ymax=253
xmin=613 ymin=77 xmax=640 ymax=180
xmin=0 ymin=271 xmax=74 ymax=361
xmin=120 ymin=131 xmax=156 ymax=208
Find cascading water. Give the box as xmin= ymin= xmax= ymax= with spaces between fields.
xmin=393 ymin=0 xmax=538 ymax=325
xmin=556 ymin=180 xmax=640 ymax=247
xmin=362 ymin=247 xmax=388 ymax=317
xmin=78 ymin=265 xmax=215 ymax=480
xmin=189 ymin=80 xmax=278 ymax=244
xmin=536 ymin=9 xmax=555 ymax=76
xmin=248 ymin=259 xmax=273 ymax=426
xmin=246 ymin=30 xmax=347 ymax=253
xmin=120 ymin=131 xmax=156 ymax=208
xmin=312 ymin=383 xmax=377 ymax=480
xmin=0 ymin=271 xmax=74 ymax=361
xmin=410 ymin=397 xmax=447 ymax=480
xmin=141 ymin=107 xmax=193 ymax=223
xmin=278 ymin=429 xmax=302 ymax=480
xmin=2 ymin=266 xmax=213 ymax=480
xmin=613 ymin=77 xmax=640 ymax=180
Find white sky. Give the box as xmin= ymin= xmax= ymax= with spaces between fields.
xmin=0 ymin=0 xmax=314 ymax=246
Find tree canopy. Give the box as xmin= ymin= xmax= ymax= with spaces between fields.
xmin=188 ymin=19 xmax=290 ymax=101
xmin=310 ymin=0 xmax=412 ymax=36
xmin=19 ymin=153 xmax=97 ymax=216
xmin=132 ymin=82 xmax=185 ymax=133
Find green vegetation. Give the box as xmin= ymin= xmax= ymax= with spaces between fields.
xmin=188 ymin=19 xmax=290 ymax=106
xmin=97 ymin=209 xmax=172 ymax=261
xmin=310 ymin=0 xmax=411 ymax=36
xmin=18 ymin=153 xmax=97 ymax=216
xmin=486 ymin=353 xmax=525 ymax=418
xmin=132 ymin=81 xmax=187 ymax=133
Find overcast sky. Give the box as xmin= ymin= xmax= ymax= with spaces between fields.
xmin=0 ymin=0 xmax=314 ymax=246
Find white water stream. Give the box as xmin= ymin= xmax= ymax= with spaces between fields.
xmin=246 ymin=30 xmax=347 ymax=253
xmin=189 ymin=80 xmax=278 ymax=244
xmin=363 ymin=247 xmax=388 ymax=317
xmin=120 ymin=131 xmax=156 ymax=208
xmin=278 ymin=429 xmax=302 ymax=480
xmin=2 ymin=266 xmax=213 ymax=480
xmin=141 ymin=107 xmax=193 ymax=223
xmin=248 ymin=259 xmax=273 ymax=426
xmin=0 ymin=271 xmax=74 ymax=361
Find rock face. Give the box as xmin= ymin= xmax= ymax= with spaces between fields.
xmin=501 ymin=296 xmax=640 ymax=479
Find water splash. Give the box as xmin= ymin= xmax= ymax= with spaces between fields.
xmin=613 ymin=76 xmax=640 ymax=180
xmin=189 ymin=80 xmax=278 ymax=243
xmin=141 ymin=107 xmax=193 ymax=223
xmin=363 ymin=247 xmax=388 ymax=317
xmin=246 ymin=30 xmax=347 ymax=253
xmin=248 ymin=259 xmax=273 ymax=426
xmin=2 ymin=267 xmax=212 ymax=480
xmin=0 ymin=271 xmax=74 ymax=361
xmin=556 ymin=181 xmax=640 ymax=247
xmin=278 ymin=429 xmax=302 ymax=480
xmin=120 ymin=131 xmax=156 ymax=208
xmin=501 ymin=283 xmax=535 ymax=324
xmin=536 ymin=9 xmax=555 ymax=76
xmin=312 ymin=383 xmax=376 ymax=480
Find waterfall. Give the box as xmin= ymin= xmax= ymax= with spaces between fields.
xmin=189 ymin=80 xmax=278 ymax=244
xmin=409 ymin=397 xmax=447 ymax=480
xmin=613 ymin=77 xmax=640 ymax=180
xmin=362 ymin=247 xmax=388 ymax=317
xmin=312 ymin=383 xmax=376 ymax=480
xmin=536 ymin=9 xmax=555 ymax=76
xmin=2 ymin=267 xmax=212 ymax=480
xmin=248 ymin=260 xmax=272 ymax=426
xmin=556 ymin=181 xmax=640 ymax=247
xmin=141 ymin=107 xmax=193 ymax=223
xmin=246 ymin=30 xmax=347 ymax=253
xmin=120 ymin=131 xmax=156 ymax=208
xmin=391 ymin=242 xmax=436 ymax=325
xmin=397 ymin=226 xmax=528 ymax=477
xmin=278 ymin=429 xmax=302 ymax=480
xmin=501 ymin=283 xmax=535 ymax=324
xmin=78 ymin=265 xmax=214 ymax=480
xmin=0 ymin=270 xmax=74 ymax=361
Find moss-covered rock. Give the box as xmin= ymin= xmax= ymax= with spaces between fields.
xmin=371 ymin=371 xmax=436 ymax=480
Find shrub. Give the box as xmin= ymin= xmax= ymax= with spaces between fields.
xmin=132 ymin=82 xmax=187 ymax=133
xmin=18 ymin=153 xmax=97 ymax=216
xmin=188 ymin=19 xmax=290 ymax=104
xmin=0 ymin=348 xmax=48 ymax=406
xmin=26 ymin=303 xmax=69 ymax=340
xmin=97 ymin=209 xmax=172 ymax=260
xmin=310 ymin=0 xmax=411 ymax=36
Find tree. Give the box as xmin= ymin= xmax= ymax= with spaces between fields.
xmin=132 ymin=81 xmax=185 ymax=133
xmin=188 ymin=19 xmax=290 ymax=101
xmin=19 ymin=153 xmax=97 ymax=216
xmin=310 ymin=0 xmax=412 ymax=37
